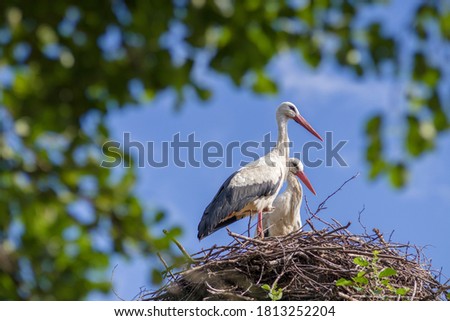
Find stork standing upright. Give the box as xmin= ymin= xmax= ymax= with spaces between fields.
xmin=197 ymin=102 xmax=322 ymax=240
xmin=262 ymin=158 xmax=315 ymax=237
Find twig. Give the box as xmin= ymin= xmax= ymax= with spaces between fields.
xmin=304 ymin=195 xmax=314 ymax=218
xmin=411 ymin=280 xmax=417 ymax=301
xmin=357 ymin=205 xmax=367 ymax=234
xmin=163 ymin=229 xmax=196 ymax=264
xmin=247 ymin=215 xmax=252 ymax=238
xmin=322 ymin=222 xmax=351 ymax=236
xmin=228 ymin=230 xmax=266 ymax=245
xmin=157 ymin=252 xmax=175 ymax=279
xmin=310 ymin=172 xmax=360 ymax=220
xmin=111 ymin=264 xmax=125 ymax=301
xmin=338 ymin=291 xmax=357 ymax=301
xmin=373 ymin=228 xmax=387 ymax=245
xmin=305 ymin=219 xmax=319 ymax=233
xmin=388 ymin=229 xmax=396 ymax=243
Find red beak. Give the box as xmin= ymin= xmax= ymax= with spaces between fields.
xmin=296 ymin=171 xmax=316 ymax=195
xmin=293 ymin=114 xmax=323 ymax=141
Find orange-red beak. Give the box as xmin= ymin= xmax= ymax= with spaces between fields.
xmin=293 ymin=114 xmax=323 ymax=141
xmin=296 ymin=171 xmax=316 ymax=195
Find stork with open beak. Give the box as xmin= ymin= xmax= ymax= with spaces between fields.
xmin=197 ymin=102 xmax=322 ymax=240
xmin=262 ymin=158 xmax=315 ymax=237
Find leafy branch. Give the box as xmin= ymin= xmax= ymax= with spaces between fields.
xmin=336 ymin=250 xmax=410 ymax=298
xmin=261 ymin=282 xmax=283 ymax=301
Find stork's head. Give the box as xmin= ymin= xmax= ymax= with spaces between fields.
xmin=277 ymin=102 xmax=323 ymax=141
xmin=288 ymin=158 xmax=316 ymax=195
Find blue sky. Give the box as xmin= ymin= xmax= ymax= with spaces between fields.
xmin=90 ymin=49 xmax=450 ymax=299
xmin=87 ymin=0 xmax=450 ymax=299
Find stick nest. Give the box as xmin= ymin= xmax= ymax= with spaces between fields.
xmin=142 ymin=176 xmax=449 ymax=301
xmin=143 ymin=220 xmax=449 ymax=301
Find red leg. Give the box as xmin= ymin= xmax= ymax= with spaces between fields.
xmin=257 ymin=211 xmax=263 ymax=238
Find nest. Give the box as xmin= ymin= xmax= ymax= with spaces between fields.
xmin=143 ymin=220 xmax=448 ymax=301
xmin=142 ymin=176 xmax=449 ymax=301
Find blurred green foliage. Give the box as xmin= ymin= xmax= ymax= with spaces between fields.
xmin=0 ymin=1 xmax=187 ymax=300
xmin=0 ymin=0 xmax=449 ymax=299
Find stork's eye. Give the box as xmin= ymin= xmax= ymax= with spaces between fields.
xmin=288 ymin=105 xmax=295 ymax=112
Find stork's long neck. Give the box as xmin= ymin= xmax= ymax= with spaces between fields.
xmin=287 ymin=174 xmax=302 ymax=221
xmin=275 ymin=115 xmax=289 ymax=160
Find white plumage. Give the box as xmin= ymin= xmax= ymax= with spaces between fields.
xmin=262 ymin=158 xmax=316 ymax=237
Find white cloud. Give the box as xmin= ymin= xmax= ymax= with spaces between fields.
xmin=271 ymin=53 xmax=404 ymax=114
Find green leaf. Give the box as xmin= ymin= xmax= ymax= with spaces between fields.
xmin=446 ymin=292 xmax=450 ymax=300
xmin=423 ymin=67 xmax=440 ymax=87
xmin=270 ymin=288 xmax=283 ymax=301
xmin=151 ymin=268 xmax=163 ymax=284
xmin=369 ymin=159 xmax=387 ymax=179
xmin=395 ymin=287 xmax=409 ymax=296
xmin=412 ymin=52 xmax=427 ymax=81
xmin=441 ymin=12 xmax=450 ymax=40
xmin=405 ymin=115 xmax=434 ymax=158
xmin=353 ymin=257 xmax=369 ymax=267
xmin=336 ymin=278 xmax=354 ymax=286
xmin=427 ymin=90 xmax=449 ymax=132
xmin=389 ymin=162 xmax=408 ymax=189
xmin=365 ymin=114 xmax=388 ymax=181
xmin=357 ymin=270 xmax=366 ymax=278
xmin=252 ymin=71 xmax=277 ymax=94
xmin=365 ymin=114 xmax=383 ymax=136
xmin=154 ymin=211 xmax=166 ymax=223
xmin=193 ymin=85 xmax=212 ymax=101
xmin=261 ymin=284 xmax=271 ymax=291
xmin=406 ymin=115 xmax=424 ymax=156
xmin=352 ymin=276 xmax=369 ymax=285
xmin=372 ymin=250 xmax=380 ymax=263
xmin=379 ymin=267 xmax=397 ymax=278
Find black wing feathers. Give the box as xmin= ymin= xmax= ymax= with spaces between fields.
xmin=197 ymin=170 xmax=281 ymax=240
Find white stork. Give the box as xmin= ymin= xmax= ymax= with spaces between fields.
xmin=262 ymin=158 xmax=315 ymax=237
xmin=197 ymin=102 xmax=322 ymax=240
